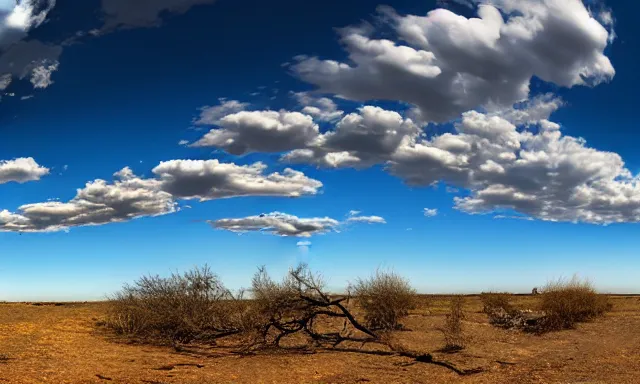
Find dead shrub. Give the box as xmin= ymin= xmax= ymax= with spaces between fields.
xmin=352 ymin=269 xmax=416 ymax=330
xmin=539 ymin=276 xmax=612 ymax=331
xmin=105 ymin=265 xmax=242 ymax=346
xmin=480 ymin=292 xmax=526 ymax=329
xmin=480 ymin=292 xmax=514 ymax=314
xmin=241 ymin=264 xmax=379 ymax=350
xmin=441 ymin=295 xmax=465 ymax=351
xmin=100 ymin=265 xmax=483 ymax=375
xmin=241 ymin=266 xmax=308 ymax=347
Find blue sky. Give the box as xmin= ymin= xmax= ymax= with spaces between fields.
xmin=0 ymin=0 xmax=639 ymax=301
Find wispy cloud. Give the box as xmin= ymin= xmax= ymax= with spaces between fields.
xmin=424 ymin=208 xmax=438 ymax=217
xmin=347 ymin=215 xmax=386 ymax=224
xmin=210 ymin=212 xmax=339 ymax=238
xmin=297 ymin=240 xmax=312 ymax=253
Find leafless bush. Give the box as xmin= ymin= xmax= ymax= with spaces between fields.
xmin=352 ymin=269 xmax=416 ymax=330
xmin=244 ymin=264 xmax=378 ymax=350
xmin=480 ymin=292 xmax=525 ymax=328
xmin=539 ymin=276 xmax=612 ymax=331
xmin=102 ymin=264 xmax=483 ymax=376
xmin=441 ymin=295 xmax=465 ymax=351
xmin=480 ymin=292 xmax=514 ymax=315
xmin=105 ymin=265 xmax=242 ymax=346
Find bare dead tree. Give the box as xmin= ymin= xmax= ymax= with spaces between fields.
xmin=241 ymin=264 xmax=483 ymax=376
xmin=244 ymin=264 xmax=378 ymax=350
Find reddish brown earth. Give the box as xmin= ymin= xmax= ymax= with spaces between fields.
xmin=1 ymin=296 xmax=639 ymax=384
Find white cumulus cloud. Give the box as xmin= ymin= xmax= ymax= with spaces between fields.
xmin=293 ymin=92 xmax=344 ymax=122
xmin=0 ymin=157 xmax=49 ymax=184
xmin=0 ymin=159 xmax=322 ymax=232
xmin=210 ymin=212 xmax=339 ymax=237
xmin=192 ymin=110 xmax=320 ymax=155
xmin=292 ymin=0 xmax=614 ymax=123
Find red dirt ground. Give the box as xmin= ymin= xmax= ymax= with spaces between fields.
xmin=1 ymin=296 xmax=639 ymax=383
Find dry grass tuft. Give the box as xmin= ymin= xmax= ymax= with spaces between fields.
xmin=104 ymin=265 xmax=242 ymax=346
xmin=351 ymin=269 xmax=416 ymax=330
xmin=539 ymin=275 xmax=612 ymax=331
xmin=441 ymin=295 xmax=465 ymax=351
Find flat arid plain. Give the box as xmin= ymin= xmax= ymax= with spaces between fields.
xmin=2 ymin=295 xmax=639 ymax=384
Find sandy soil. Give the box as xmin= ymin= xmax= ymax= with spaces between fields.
xmin=1 ymin=296 xmax=639 ymax=384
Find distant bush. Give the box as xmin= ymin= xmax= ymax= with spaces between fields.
xmin=105 ymin=265 xmax=242 ymax=346
xmin=441 ymin=295 xmax=465 ymax=351
xmin=352 ymin=270 xmax=416 ymax=330
xmin=480 ymin=292 xmax=514 ymax=315
xmin=539 ymin=276 xmax=612 ymax=331
xmin=480 ymin=292 xmax=524 ymax=328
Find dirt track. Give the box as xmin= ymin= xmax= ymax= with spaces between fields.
xmin=1 ymin=296 xmax=639 ymax=383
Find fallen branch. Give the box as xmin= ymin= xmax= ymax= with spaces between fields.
xmin=317 ymin=347 xmax=484 ymax=376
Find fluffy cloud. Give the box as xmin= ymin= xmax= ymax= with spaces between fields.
xmin=448 ymin=124 xmax=640 ymax=224
xmin=282 ymin=149 xmax=362 ymax=169
xmin=0 ymin=160 xmax=322 ymax=232
xmin=474 ymin=93 xmax=565 ymax=128
xmin=0 ymin=40 xmax=62 ymax=82
xmin=0 ymin=1 xmax=59 ymax=94
xmin=194 ymin=99 xmax=249 ymax=126
xmin=0 ymin=157 xmax=49 ymax=184
xmin=0 ymin=0 xmax=55 ymax=47
xmin=29 ymin=60 xmax=58 ymax=88
xmin=292 ymin=0 xmax=614 ymax=123
xmin=210 ymin=212 xmax=339 ymax=237
xmin=424 ymin=208 xmax=438 ymax=217
xmin=322 ymin=107 xmax=417 ymax=157
xmin=0 ymin=168 xmax=176 ymax=232
xmin=388 ymin=110 xmax=640 ymax=224
xmin=191 ymin=110 xmax=320 ymax=155
xmin=153 ymin=160 xmax=322 ymax=200
xmin=283 ymin=106 xmax=418 ymax=168
xmin=100 ymin=0 xmax=217 ymax=31
xmin=293 ymin=92 xmax=344 ymax=122
xmin=273 ymin=93 xmax=640 ymax=224
xmin=212 ymin=210 xmax=387 ymax=237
